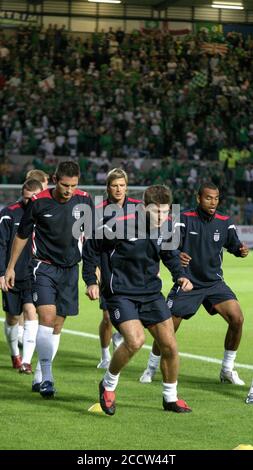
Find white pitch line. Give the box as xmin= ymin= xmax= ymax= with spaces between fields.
xmin=62 ymin=327 xmax=253 ymax=371
xmin=1 ymin=318 xmax=253 ymax=371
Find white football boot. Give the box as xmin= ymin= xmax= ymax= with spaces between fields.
xmin=220 ymin=369 xmax=245 ymax=385
xmin=139 ymin=367 xmax=157 ymax=384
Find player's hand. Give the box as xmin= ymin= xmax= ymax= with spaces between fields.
xmin=0 ymin=276 xmax=7 ymax=291
xmin=177 ymin=277 xmax=193 ymax=292
xmin=239 ymin=244 xmax=249 ymax=257
xmin=180 ymin=252 xmax=192 ymax=267
xmin=86 ymin=284 xmax=100 ymax=300
xmin=4 ymin=268 xmax=15 ymax=291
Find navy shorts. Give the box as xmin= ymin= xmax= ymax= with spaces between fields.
xmin=99 ymin=295 xmax=108 ymax=311
xmin=167 ymin=281 xmax=237 ymax=320
xmin=31 ymin=260 xmax=79 ymax=317
xmin=2 ymin=280 xmax=33 ymax=316
xmin=106 ymin=293 xmax=171 ymax=329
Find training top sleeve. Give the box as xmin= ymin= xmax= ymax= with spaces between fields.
xmin=82 ymin=237 xmax=102 ymax=287
xmin=223 ymin=219 xmax=243 ymax=257
xmin=160 ymin=248 xmax=186 ymax=283
xmin=0 ymin=208 xmax=12 ymax=275
xmin=17 ymin=199 xmax=36 ymax=240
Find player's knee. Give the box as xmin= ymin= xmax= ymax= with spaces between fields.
xmin=126 ymin=335 xmax=145 ymax=354
xmin=229 ymin=312 xmax=244 ymax=329
xmin=160 ymin=340 xmax=178 ymax=358
xmin=23 ymin=305 xmax=37 ymax=321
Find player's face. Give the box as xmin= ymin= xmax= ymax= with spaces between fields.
xmin=107 ymin=178 xmax=127 ymax=206
xmin=146 ymin=203 xmax=170 ymax=228
xmin=54 ymin=176 xmax=79 ymax=202
xmin=198 ymin=188 xmax=219 ymax=215
xmin=22 ymin=187 xmax=41 ymax=205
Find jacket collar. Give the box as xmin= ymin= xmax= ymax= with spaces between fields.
xmin=197 ymin=205 xmax=215 ymax=222
xmin=108 ymin=196 xmax=127 ymax=208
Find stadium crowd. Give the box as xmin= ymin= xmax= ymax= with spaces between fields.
xmin=1 ymin=25 xmax=253 ymax=222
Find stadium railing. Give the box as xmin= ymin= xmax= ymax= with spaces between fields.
xmin=0 ymin=185 xmax=146 ymax=208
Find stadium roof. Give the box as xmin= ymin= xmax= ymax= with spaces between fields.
xmin=113 ymin=0 xmax=253 ymax=9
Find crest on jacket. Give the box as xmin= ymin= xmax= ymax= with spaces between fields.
xmin=214 ymin=231 xmax=220 ymax=242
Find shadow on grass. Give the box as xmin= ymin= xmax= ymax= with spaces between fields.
xmin=0 ymin=345 xmax=248 ymax=414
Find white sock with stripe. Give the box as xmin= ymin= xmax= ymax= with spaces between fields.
xmin=22 ymin=320 xmax=38 ymax=364
xmin=36 ymin=325 xmax=54 ymax=383
xmin=34 ymin=333 xmax=61 ymax=384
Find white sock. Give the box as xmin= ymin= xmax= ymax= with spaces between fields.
xmin=22 ymin=320 xmax=38 ymax=364
xmin=148 ymin=351 xmax=160 ymax=370
xmin=4 ymin=321 xmax=20 ymax=356
xmin=248 ymin=379 xmax=253 ymax=395
xmin=103 ymin=370 xmax=120 ymax=391
xmin=163 ymin=381 xmax=178 ymax=403
xmin=33 ymin=361 xmax=42 ymax=385
xmin=18 ymin=325 xmax=24 ymax=345
xmin=222 ymin=350 xmax=237 ymax=372
xmin=112 ymin=332 xmax=123 ymax=345
xmin=36 ymin=325 xmax=54 ymax=383
xmin=34 ymin=333 xmax=61 ymax=384
xmin=102 ymin=347 xmax=111 ymax=361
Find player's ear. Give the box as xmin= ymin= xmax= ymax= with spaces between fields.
xmin=52 ymin=175 xmax=57 ymax=184
xmin=196 ymin=194 xmax=200 ymax=204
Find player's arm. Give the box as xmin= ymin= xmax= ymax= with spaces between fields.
xmin=4 ymin=235 xmax=29 ymax=290
xmin=82 ymin=237 xmax=102 ymax=300
xmin=224 ymin=220 xmax=249 ymax=258
xmin=160 ymin=248 xmax=192 ymax=291
xmin=173 ymin=214 xmax=188 ymax=265
xmin=82 ymin=215 xmax=119 ymax=299
xmin=4 ymin=200 xmax=35 ymax=290
xmin=0 ymin=208 xmax=11 ymax=286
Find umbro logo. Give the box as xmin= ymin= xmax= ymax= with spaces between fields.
xmin=43 ymin=214 xmax=53 ymax=217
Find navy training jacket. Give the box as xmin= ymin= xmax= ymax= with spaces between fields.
xmin=175 ymin=206 xmax=243 ymax=288
xmin=0 ymin=200 xmax=32 ymax=281
xmin=82 ymin=209 xmax=186 ymax=300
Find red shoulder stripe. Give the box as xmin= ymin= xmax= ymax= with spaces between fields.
xmin=127 ymin=197 xmax=142 ymax=203
xmin=115 ymin=213 xmax=136 ymax=221
xmin=215 ymin=213 xmax=230 ymax=220
xmin=96 ymin=200 xmax=108 ymax=209
xmin=8 ymin=203 xmax=22 ymax=211
xmin=74 ymin=189 xmax=89 ymax=197
xmin=183 ymin=211 xmax=198 ymax=217
xmin=32 ymin=189 xmax=52 ymax=201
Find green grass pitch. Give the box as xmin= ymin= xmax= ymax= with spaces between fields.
xmin=0 ymin=252 xmax=252 ymax=450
